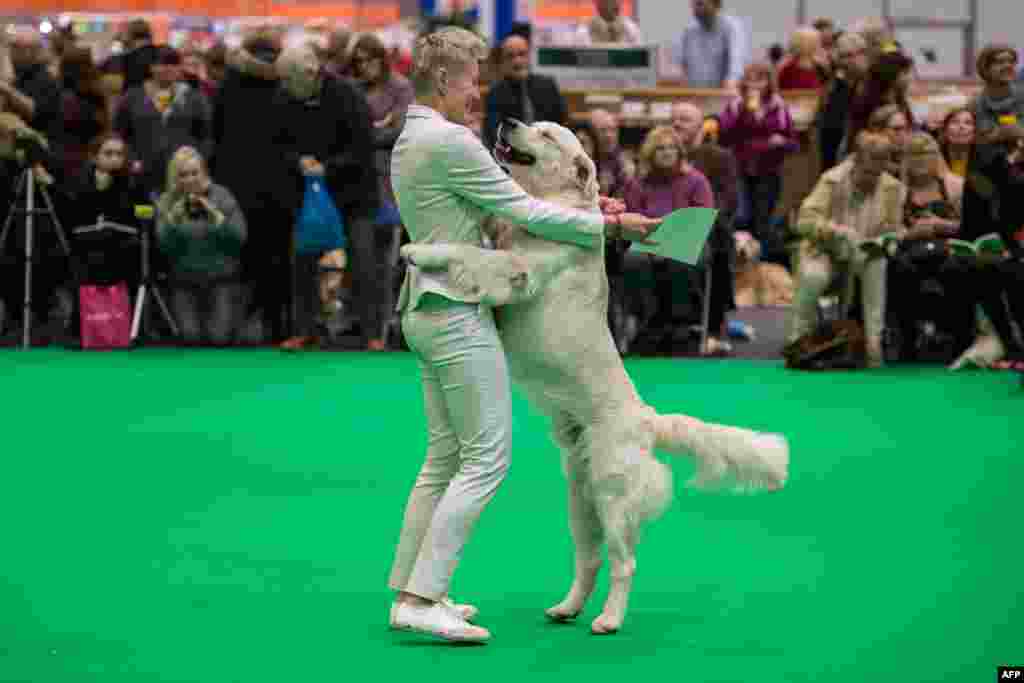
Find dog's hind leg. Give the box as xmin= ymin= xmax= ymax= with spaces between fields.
xmin=590 ymin=492 xmax=636 ymax=635
xmin=546 ymin=415 xmax=604 ymax=622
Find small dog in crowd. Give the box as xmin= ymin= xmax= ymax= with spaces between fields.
xmin=733 ymin=230 xmax=795 ymax=307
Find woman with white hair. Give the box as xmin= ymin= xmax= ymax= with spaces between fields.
xmin=386 ymin=27 xmax=659 ymax=643
xmin=157 ymin=146 xmax=247 ymax=345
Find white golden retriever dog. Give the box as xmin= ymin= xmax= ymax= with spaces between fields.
xmin=402 ymin=120 xmax=789 ymax=634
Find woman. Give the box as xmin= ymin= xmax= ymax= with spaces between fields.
xmin=886 ymin=133 xmax=975 ymax=359
xmin=867 ymin=104 xmax=913 ymax=177
xmin=846 ymin=44 xmax=915 ymax=154
xmin=777 ymin=26 xmax=826 ymax=91
xmin=938 ymin=107 xmax=976 ymax=178
xmin=787 ymin=132 xmax=905 ymax=367
xmin=622 ymin=126 xmax=722 ymax=352
xmin=386 ymin=27 xmax=658 ymax=643
xmin=966 ymin=124 xmax=1024 ymax=373
xmin=156 ymin=146 xmax=247 ymax=346
xmin=718 ymin=62 xmax=798 ymax=259
xmin=351 ymin=33 xmax=414 ymax=349
xmin=114 ymin=46 xmax=213 ymax=196
xmin=67 ymin=134 xmax=148 ymax=340
xmin=60 ymin=45 xmax=110 ymax=182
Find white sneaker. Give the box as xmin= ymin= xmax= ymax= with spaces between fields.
xmin=440 ymin=596 xmax=479 ymax=623
xmin=389 ymin=601 xmax=490 ymax=643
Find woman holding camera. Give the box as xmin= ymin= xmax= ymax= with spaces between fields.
xmin=157 ymin=146 xmax=247 ymax=346
xmin=886 ymin=133 xmax=975 ymax=359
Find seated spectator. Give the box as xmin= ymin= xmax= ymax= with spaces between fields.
xmin=576 ymin=0 xmax=643 ymax=45
xmin=674 ymin=0 xmax=749 ymax=90
xmin=937 ymin=107 xmax=976 ymax=178
xmin=114 ymin=46 xmax=213 ymax=196
xmin=866 ymin=104 xmax=913 ymax=178
xmin=961 ymin=46 xmax=1023 ymax=272
xmin=965 ymin=124 xmax=1024 ymax=372
xmin=719 ymin=61 xmax=798 ymax=259
xmin=66 ymin=134 xmax=148 ymax=339
xmin=69 ymin=134 xmax=148 ymax=282
xmin=787 ymin=132 xmax=906 ymax=367
xmin=623 ymin=126 xmax=716 ymax=349
xmin=156 ymin=146 xmax=247 ymax=346
xmin=60 ymin=45 xmax=109 ymax=182
xmin=672 ymin=100 xmax=741 ymax=346
xmin=483 ymin=34 xmax=567 ymax=151
xmin=887 ymin=133 xmax=974 ymax=359
xmin=777 ymin=26 xmax=825 ymax=91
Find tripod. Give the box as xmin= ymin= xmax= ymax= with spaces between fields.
xmin=0 ymin=166 xmax=69 ymax=349
xmin=128 ymin=206 xmax=178 ymax=342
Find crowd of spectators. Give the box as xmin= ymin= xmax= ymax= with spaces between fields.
xmin=0 ymin=1 xmax=1022 ymax=375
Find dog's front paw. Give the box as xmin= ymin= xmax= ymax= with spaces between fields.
xmin=590 ymin=613 xmax=622 ymax=635
xmin=545 ymin=603 xmax=581 ymax=622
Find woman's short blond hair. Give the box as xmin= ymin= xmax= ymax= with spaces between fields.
xmin=637 ymin=125 xmax=685 ymax=178
xmin=410 ymin=27 xmax=488 ymax=98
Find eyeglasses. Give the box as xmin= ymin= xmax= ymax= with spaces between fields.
xmin=654 ymin=146 xmax=679 ymax=153
xmin=838 ymin=49 xmax=865 ymax=60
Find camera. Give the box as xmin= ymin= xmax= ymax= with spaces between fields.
xmin=186 ymin=195 xmax=205 ymax=220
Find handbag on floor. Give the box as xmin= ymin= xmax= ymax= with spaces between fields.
xmin=79 ymin=282 xmax=133 ymax=350
xmin=782 ymin=319 xmax=866 ymax=370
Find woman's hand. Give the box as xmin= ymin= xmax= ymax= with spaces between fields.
xmin=609 ymin=212 xmax=660 ymax=244
xmin=598 ymin=196 xmax=626 ymax=215
xmin=193 ymin=194 xmax=225 ymax=225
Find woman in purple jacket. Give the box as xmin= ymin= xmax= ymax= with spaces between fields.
xmin=623 ymin=126 xmax=720 ymax=351
xmin=719 ymin=62 xmax=798 ymax=257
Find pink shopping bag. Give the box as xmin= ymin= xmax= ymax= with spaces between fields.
xmin=79 ymin=283 xmax=132 ymax=349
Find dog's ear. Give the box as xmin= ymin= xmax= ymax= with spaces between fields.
xmin=573 ymin=154 xmax=599 ymax=201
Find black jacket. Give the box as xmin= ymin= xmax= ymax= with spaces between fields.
xmin=211 ymin=42 xmax=283 ymax=213
xmin=483 ymin=74 xmax=568 ymax=151
xmin=270 ymin=73 xmax=378 ymax=218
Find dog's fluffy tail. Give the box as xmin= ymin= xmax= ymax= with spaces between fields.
xmin=650 ymin=413 xmax=789 ymax=493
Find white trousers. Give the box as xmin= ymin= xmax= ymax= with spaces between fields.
xmin=787 ymin=244 xmax=888 ymax=359
xmin=388 ymin=296 xmax=512 ymax=600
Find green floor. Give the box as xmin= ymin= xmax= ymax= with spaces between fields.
xmin=1 ymin=350 xmax=1020 ymax=682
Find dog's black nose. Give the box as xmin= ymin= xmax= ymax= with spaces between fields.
xmin=503 ymin=118 xmax=525 ymax=130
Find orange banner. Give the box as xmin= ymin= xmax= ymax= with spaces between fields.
xmin=533 ymin=0 xmax=634 ymax=21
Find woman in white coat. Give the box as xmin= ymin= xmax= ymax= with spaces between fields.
xmin=386 ymin=27 xmax=660 ymax=643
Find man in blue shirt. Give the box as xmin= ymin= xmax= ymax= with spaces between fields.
xmin=674 ymin=0 xmax=749 ymax=90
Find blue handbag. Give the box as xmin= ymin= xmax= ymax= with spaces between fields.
xmin=295 ymin=175 xmax=347 ymax=255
